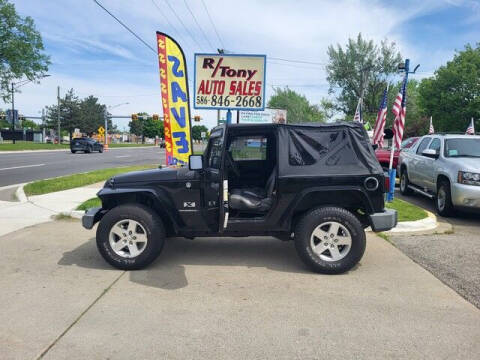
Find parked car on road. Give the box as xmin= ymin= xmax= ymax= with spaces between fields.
xmin=70 ymin=137 xmax=104 ymax=153
xmin=82 ymin=122 xmax=397 ymax=274
xmin=398 ymin=134 xmax=480 ymax=216
xmin=375 ymin=137 xmax=419 ymax=171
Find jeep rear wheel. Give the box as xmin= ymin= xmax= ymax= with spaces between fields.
xmin=96 ymin=204 xmax=165 ymax=270
xmin=294 ymin=207 xmax=366 ymax=274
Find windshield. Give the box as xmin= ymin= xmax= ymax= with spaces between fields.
xmin=445 ymin=138 xmax=480 ymax=157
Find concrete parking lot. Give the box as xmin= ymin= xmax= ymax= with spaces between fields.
xmin=393 ymin=192 xmax=480 ymax=308
xmin=1 ymin=220 xmax=479 ymax=360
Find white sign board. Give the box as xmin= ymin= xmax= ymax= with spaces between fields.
xmin=194 ymin=54 xmax=266 ymax=111
xmin=239 ymin=108 xmax=287 ymax=124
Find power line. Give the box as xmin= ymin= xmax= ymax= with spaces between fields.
xmin=201 ymin=0 xmax=225 ymax=49
xmin=183 ymin=0 xmax=215 ymax=51
xmin=269 ymin=57 xmax=325 ymax=65
xmin=150 ymin=0 xmax=193 ymax=51
xmin=163 ymin=0 xmax=204 ymax=50
xmin=92 ymin=0 xmax=156 ymax=54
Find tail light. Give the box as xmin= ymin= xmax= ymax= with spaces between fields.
xmin=384 ymin=175 xmax=390 ymax=192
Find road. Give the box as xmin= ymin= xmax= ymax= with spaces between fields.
xmin=0 ymin=147 xmax=165 ymax=186
xmin=392 ymin=191 xmax=480 ymax=308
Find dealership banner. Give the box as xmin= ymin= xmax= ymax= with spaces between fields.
xmin=239 ymin=108 xmax=287 ymax=124
xmin=156 ymin=32 xmax=192 ymax=165
xmin=194 ymin=54 xmax=266 ymax=110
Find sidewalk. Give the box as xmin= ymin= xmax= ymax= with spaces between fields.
xmin=0 ymin=183 xmax=102 ymax=237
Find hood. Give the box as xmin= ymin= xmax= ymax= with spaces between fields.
xmin=111 ymin=166 xmax=194 ymax=185
xmin=446 ymin=157 xmax=480 ymax=172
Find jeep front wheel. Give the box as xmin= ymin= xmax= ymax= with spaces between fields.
xmin=96 ymin=204 xmax=165 ymax=270
xmin=294 ymin=207 xmax=366 ymax=274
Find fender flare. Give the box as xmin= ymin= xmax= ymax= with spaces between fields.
xmin=97 ymin=187 xmax=181 ymax=232
xmin=281 ymin=185 xmax=375 ymax=226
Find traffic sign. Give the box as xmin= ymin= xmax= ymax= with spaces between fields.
xmin=98 ymin=126 xmax=105 ymax=135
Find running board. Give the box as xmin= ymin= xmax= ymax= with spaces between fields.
xmin=407 ymin=185 xmax=434 ymax=199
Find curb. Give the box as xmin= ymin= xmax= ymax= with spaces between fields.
xmin=15 ymin=184 xmax=28 ymax=203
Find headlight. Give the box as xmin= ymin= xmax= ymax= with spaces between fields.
xmin=458 ymin=171 xmax=480 ymax=186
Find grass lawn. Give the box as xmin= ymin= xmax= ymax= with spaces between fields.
xmin=0 ymin=141 xmax=69 ymax=151
xmin=24 ymin=164 xmax=157 ymax=196
xmin=77 ymin=197 xmax=101 ymax=210
xmin=385 ymin=198 xmax=428 ymax=222
xmin=108 ymin=143 xmax=155 ymax=148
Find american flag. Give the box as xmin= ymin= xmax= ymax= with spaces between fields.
xmin=428 ymin=116 xmax=434 ymax=134
xmin=353 ymin=98 xmax=362 ymax=123
xmin=466 ymin=118 xmax=475 ymax=135
xmin=393 ymin=76 xmax=407 ymax=149
xmin=372 ymin=87 xmax=388 ymax=147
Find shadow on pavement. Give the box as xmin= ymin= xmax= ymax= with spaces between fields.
xmin=58 ymin=236 xmax=357 ymax=290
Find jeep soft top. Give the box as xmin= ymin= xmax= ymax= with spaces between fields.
xmin=83 ymin=121 xmax=397 ymax=274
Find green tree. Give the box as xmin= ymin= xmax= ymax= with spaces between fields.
xmin=191 ymin=125 xmax=208 ymax=141
xmin=0 ymin=0 xmax=50 ymax=102
xmin=268 ymin=87 xmax=324 ymax=123
xmin=143 ymin=117 xmax=164 ymax=138
xmin=326 ymin=33 xmax=402 ymax=118
xmin=46 ymin=89 xmax=81 ymax=140
xmin=129 ymin=112 xmax=148 ymax=143
xmin=418 ymin=43 xmax=480 ymax=133
xmin=79 ymin=95 xmax=108 ymax=135
xmin=21 ymin=118 xmax=39 ymax=130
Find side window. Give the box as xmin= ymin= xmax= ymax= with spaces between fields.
xmin=229 ymin=136 xmax=267 ymax=161
xmin=416 ymin=138 xmax=431 ymax=155
xmin=428 ymin=138 xmax=441 ymax=153
xmin=207 ymin=138 xmax=223 ymax=169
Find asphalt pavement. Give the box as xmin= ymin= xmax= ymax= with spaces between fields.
xmin=1 ymin=220 xmax=479 ymax=359
xmin=0 ymin=147 xmax=165 ymax=187
xmin=392 ymin=192 xmax=480 ymax=308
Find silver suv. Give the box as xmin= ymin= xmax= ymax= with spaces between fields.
xmin=397 ymin=134 xmax=480 ymax=216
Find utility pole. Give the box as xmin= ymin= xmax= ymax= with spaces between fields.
xmin=57 ymin=86 xmax=61 ymax=144
xmin=104 ymin=108 xmax=108 ymax=150
xmin=41 ymin=108 xmax=46 ymax=143
xmin=11 ymin=83 xmax=15 ymax=144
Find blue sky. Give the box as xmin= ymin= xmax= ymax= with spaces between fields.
xmin=3 ymin=0 xmax=480 ymax=130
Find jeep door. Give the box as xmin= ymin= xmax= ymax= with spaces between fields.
xmin=202 ymin=127 xmax=227 ymax=232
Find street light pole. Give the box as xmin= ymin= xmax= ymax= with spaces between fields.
xmin=106 ymin=102 xmax=129 ymax=150
xmin=57 ymin=86 xmax=61 ymax=144
xmin=11 ymin=83 xmax=15 ymax=144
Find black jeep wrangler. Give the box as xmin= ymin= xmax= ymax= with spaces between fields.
xmin=82 ymin=122 xmax=397 ymax=274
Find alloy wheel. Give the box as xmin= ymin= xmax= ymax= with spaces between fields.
xmin=109 ymin=219 xmax=148 ymax=258
xmin=310 ymin=221 xmax=352 ymax=262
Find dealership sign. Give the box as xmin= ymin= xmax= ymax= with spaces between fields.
xmin=194 ymin=54 xmax=266 ymax=111
xmin=239 ymin=108 xmax=287 ymax=124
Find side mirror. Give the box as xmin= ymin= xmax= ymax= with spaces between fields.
xmin=422 ymin=149 xmax=439 ymax=159
xmin=189 ymin=155 xmax=204 ymax=170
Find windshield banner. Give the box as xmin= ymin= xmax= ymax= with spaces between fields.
xmin=156 ymin=32 xmax=192 ymax=166
xmin=194 ymin=54 xmax=266 ymax=111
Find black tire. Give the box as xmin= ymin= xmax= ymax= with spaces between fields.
xmin=436 ymin=180 xmax=454 ymax=217
xmin=71 ymin=150 xmax=76 ymax=154
xmin=399 ymin=168 xmax=413 ymax=195
xmin=96 ymin=204 xmax=165 ymax=270
xmin=86 ymin=145 xmax=92 ymax=153
xmin=99 ymin=146 xmax=103 ymax=153
xmin=294 ymin=207 xmax=366 ymax=274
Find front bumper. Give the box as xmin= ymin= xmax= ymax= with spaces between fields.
xmin=82 ymin=207 xmax=104 ymax=229
xmin=369 ymin=209 xmax=398 ymax=232
xmin=451 ymin=183 xmax=480 ymax=209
